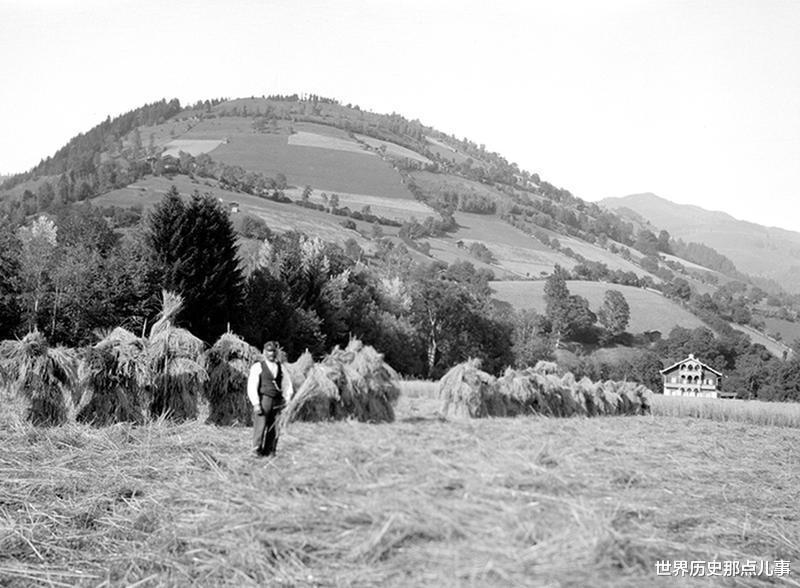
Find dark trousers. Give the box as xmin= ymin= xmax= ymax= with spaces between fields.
xmin=252 ymin=394 xmax=284 ymax=456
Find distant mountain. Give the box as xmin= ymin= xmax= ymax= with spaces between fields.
xmin=601 ymin=193 xmax=800 ymax=293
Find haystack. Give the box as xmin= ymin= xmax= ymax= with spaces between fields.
xmin=146 ymin=291 xmax=207 ymax=422
xmin=343 ymin=339 xmax=400 ymax=408
xmin=0 ymin=330 xmax=77 ymax=426
xmin=203 ymin=332 xmax=260 ymax=426
xmin=438 ymin=358 xmax=495 ymax=419
xmin=286 ymin=349 xmax=314 ymax=391
xmin=281 ymin=338 xmax=398 ymax=424
xmin=78 ymin=327 xmax=148 ymax=425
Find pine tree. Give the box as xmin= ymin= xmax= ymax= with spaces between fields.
xmin=147 ymin=188 xmax=244 ymax=343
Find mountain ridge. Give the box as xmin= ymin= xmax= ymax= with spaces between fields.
xmin=601 ymin=192 xmax=800 ymax=293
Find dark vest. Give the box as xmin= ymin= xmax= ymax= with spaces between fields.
xmin=258 ymin=361 xmax=283 ymax=398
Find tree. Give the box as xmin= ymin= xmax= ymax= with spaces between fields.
xmin=0 ymin=217 xmax=22 ymax=338
xmin=544 ymin=265 xmax=571 ymax=348
xmin=17 ymin=216 xmax=58 ymax=330
xmin=302 ymin=185 xmax=312 ymax=202
xmin=510 ymin=308 xmax=553 ymax=367
xmin=597 ymin=289 xmax=630 ymax=343
xmin=147 ymin=189 xmax=244 ymax=343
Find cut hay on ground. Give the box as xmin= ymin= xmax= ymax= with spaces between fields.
xmin=441 ymin=361 xmax=653 ymax=420
xmin=281 ymin=339 xmax=399 ymax=425
xmin=0 ymin=330 xmax=77 ymax=426
xmin=77 ymin=327 xmax=149 ymax=426
xmin=203 ymin=332 xmax=260 ymax=426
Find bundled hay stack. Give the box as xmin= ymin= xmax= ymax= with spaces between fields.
xmin=531 ymin=360 xmax=559 ymax=375
xmin=438 ymin=359 xmax=495 ymax=419
xmin=286 ymin=349 xmax=314 ymax=391
xmin=203 ymin=332 xmax=260 ymax=426
xmin=281 ymin=338 xmax=399 ymax=424
xmin=0 ymin=330 xmax=77 ymax=426
xmin=344 ymin=339 xmax=400 ymax=410
xmin=78 ymin=327 xmax=148 ymax=425
xmin=146 ymin=291 xmax=207 ymax=422
xmin=443 ymin=363 xmax=654 ymax=420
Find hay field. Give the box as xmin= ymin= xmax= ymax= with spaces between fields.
xmin=491 ymin=280 xmax=706 ymax=333
xmin=1 ymin=385 xmax=797 ymax=587
xmin=355 ymin=134 xmax=432 ymax=164
xmin=161 ymin=139 xmax=225 ymax=158
xmin=761 ymin=317 xmax=800 ymax=347
xmin=211 ymin=134 xmax=412 ymax=199
xmin=424 ymin=136 xmax=473 ymax=166
xmin=288 ymin=131 xmax=373 ymax=155
xmin=285 ymin=187 xmax=436 ymax=223
xmin=730 ymin=324 xmax=792 ymax=359
xmin=411 ymin=172 xmax=505 ymax=206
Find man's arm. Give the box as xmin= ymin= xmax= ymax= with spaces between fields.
xmin=247 ymin=363 xmax=261 ymax=409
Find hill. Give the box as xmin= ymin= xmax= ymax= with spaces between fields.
xmin=491 ymin=280 xmax=705 ymax=334
xmin=2 ymin=95 xmax=789 ymax=356
xmin=601 ymin=192 xmax=800 ymax=293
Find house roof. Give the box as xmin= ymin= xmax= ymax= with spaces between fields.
xmin=660 ymin=353 xmax=723 ymax=376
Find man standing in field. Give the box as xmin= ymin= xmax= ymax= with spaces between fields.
xmin=247 ymin=341 xmax=294 ymax=457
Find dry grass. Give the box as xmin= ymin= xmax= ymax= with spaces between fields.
xmin=652 ymin=395 xmax=800 ymax=428
xmin=0 ymin=392 xmax=797 ymax=587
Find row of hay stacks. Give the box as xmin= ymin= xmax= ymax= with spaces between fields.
xmin=0 ymin=296 xmax=401 ymax=428
xmin=439 ymin=360 xmax=653 ymax=420
xmin=280 ymin=339 xmax=400 ymax=425
xmin=0 ymin=291 xmax=208 ymax=427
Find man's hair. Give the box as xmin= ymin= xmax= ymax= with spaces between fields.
xmin=264 ymin=341 xmax=278 ymax=352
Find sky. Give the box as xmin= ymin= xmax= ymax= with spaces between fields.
xmin=2 ymin=0 xmax=799 ymax=230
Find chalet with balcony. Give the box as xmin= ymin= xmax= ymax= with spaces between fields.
xmin=660 ymin=354 xmax=722 ymax=398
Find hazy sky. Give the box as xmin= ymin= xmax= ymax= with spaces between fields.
xmin=2 ymin=0 xmax=799 ymax=230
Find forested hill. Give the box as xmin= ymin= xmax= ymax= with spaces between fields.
xmin=2 ymin=95 xmax=799 ymax=400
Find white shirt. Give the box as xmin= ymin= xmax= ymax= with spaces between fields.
xmin=247 ymin=359 xmax=294 ymax=407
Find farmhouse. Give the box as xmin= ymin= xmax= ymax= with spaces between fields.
xmin=660 ymin=354 xmax=722 ymax=398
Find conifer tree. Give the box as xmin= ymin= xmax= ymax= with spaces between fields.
xmin=147 ymin=188 xmax=243 ymax=343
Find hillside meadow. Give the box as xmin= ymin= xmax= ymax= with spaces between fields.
xmin=491 ymin=280 xmax=706 ymax=334
xmin=1 ymin=383 xmax=798 ymax=587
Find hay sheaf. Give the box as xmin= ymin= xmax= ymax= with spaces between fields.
xmin=78 ymin=328 xmax=149 ymax=426
xmin=146 ymin=291 xmax=207 ymax=422
xmin=0 ymin=331 xmax=78 ymax=426
xmin=442 ymin=362 xmax=654 ymax=420
xmin=203 ymin=332 xmax=261 ymax=426
xmin=286 ymin=350 xmax=314 ymax=391
xmin=438 ymin=359 xmax=495 ymax=419
xmin=281 ymin=339 xmax=399 ymax=425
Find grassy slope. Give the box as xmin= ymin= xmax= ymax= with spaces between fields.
xmin=178 ymin=118 xmax=413 ymax=199
xmin=93 ymin=176 xmax=375 ymax=249
xmin=730 ymin=324 xmax=792 ymax=359
xmin=491 ymin=280 xmax=705 ymax=334
xmin=1 ymin=386 xmax=797 ymax=587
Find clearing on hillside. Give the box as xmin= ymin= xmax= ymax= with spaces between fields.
xmin=491 ymin=280 xmax=706 ymax=333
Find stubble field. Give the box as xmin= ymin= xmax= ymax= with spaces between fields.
xmin=1 ymin=384 xmax=798 ymax=587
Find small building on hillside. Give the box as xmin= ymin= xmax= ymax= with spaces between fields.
xmin=660 ymin=354 xmax=723 ymax=398
xmin=661 ymin=353 xmax=722 ymax=398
